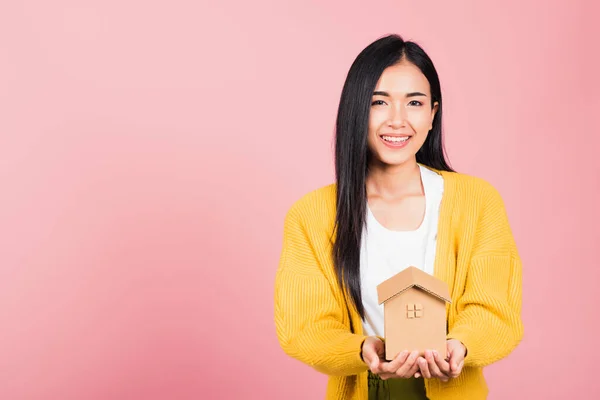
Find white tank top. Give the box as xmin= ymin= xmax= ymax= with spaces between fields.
xmin=359 ymin=164 xmax=444 ymax=338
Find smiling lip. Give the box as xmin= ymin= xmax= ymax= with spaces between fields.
xmin=379 ymin=134 xmax=412 ymax=149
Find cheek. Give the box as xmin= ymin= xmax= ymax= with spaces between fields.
xmin=411 ymin=112 xmax=433 ymax=131
xmin=369 ymin=111 xmax=386 ymax=133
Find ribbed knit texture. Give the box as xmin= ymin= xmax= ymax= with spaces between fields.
xmin=274 ymin=167 xmax=524 ymax=400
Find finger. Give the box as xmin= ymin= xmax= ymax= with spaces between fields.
xmin=448 ymin=346 xmax=462 ymax=373
xmin=432 ymin=350 xmax=451 ymax=377
xmin=453 ymin=360 xmax=465 ymax=377
xmin=427 ymin=351 xmax=449 ymax=382
xmin=448 ymin=358 xmax=465 ymax=378
xmin=379 ymin=372 xmax=395 ymax=381
xmin=381 ymin=350 xmax=409 ymax=374
xmin=446 ymin=346 xmax=453 ymax=363
xmin=374 ymin=339 xmax=386 ymax=360
xmin=407 ymin=359 xmax=421 ymax=378
xmin=366 ymin=352 xmax=386 ymax=375
xmin=425 ymin=350 xmax=444 ymax=379
xmin=372 ymin=358 xmax=389 ymax=376
xmin=362 ymin=349 xmax=378 ymax=371
xmin=374 ymin=361 xmax=391 ymax=376
xmin=399 ymin=359 xmax=420 ymax=379
xmin=395 ymin=350 xmax=419 ymax=378
xmin=417 ymin=356 xmax=431 ymax=379
xmin=369 ymin=357 xmax=381 ymax=374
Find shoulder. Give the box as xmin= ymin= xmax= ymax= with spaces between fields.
xmin=284 ymin=183 xmax=337 ymax=227
xmin=441 ymin=171 xmax=519 ymax=256
xmin=441 ymin=170 xmax=505 ymax=206
xmin=439 ymin=170 xmax=515 ymax=244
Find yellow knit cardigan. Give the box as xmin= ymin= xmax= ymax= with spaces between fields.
xmin=274 ymin=167 xmax=523 ymax=400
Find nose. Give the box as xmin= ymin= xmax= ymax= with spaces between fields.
xmin=388 ymin=104 xmax=407 ymax=129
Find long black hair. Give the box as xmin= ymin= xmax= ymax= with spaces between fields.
xmin=333 ymin=34 xmax=454 ymax=320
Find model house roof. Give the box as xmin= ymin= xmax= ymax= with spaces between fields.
xmin=377 ymin=266 xmax=452 ymax=305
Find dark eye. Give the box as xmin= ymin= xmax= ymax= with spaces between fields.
xmin=408 ymin=100 xmax=423 ymax=106
xmin=371 ymin=100 xmax=387 ymax=106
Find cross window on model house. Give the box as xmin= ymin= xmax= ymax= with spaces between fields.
xmin=406 ymin=303 xmax=423 ymax=318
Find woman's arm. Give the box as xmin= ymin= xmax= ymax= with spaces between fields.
xmin=274 ymin=206 xmax=369 ymax=376
xmin=446 ymin=182 xmax=524 ymax=368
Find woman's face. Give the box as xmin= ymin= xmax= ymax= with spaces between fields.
xmin=367 ymin=59 xmax=438 ymax=167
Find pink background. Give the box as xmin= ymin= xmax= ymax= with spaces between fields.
xmin=1 ymin=0 xmax=599 ymax=399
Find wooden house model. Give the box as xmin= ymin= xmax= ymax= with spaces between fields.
xmin=376 ymin=266 xmax=452 ymax=361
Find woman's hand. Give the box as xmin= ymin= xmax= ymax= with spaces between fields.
xmin=378 ymin=350 xmax=421 ymax=380
xmin=445 ymin=339 xmax=466 ymax=378
xmin=362 ymin=337 xmax=420 ymax=380
xmin=413 ymin=349 xmax=450 ymax=381
xmin=361 ymin=336 xmax=386 ymax=372
xmin=414 ymin=339 xmax=466 ymax=381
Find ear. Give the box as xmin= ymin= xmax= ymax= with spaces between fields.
xmin=430 ymin=101 xmax=439 ymax=130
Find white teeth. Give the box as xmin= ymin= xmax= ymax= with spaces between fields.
xmin=382 ymin=136 xmax=409 ymax=143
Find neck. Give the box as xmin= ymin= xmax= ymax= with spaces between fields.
xmin=366 ymin=159 xmax=423 ymax=199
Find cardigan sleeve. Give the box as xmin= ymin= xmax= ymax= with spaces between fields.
xmin=446 ymin=182 xmax=524 ymax=367
xmin=274 ymin=206 xmax=369 ymax=376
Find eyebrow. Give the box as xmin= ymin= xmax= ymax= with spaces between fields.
xmin=373 ymin=91 xmax=428 ymax=97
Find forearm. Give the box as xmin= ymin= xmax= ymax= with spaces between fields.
xmin=277 ymin=321 xmax=368 ymax=376
xmin=447 ymin=255 xmax=523 ymax=367
xmin=448 ymin=306 xmax=523 ymax=367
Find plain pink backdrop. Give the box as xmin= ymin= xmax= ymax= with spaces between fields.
xmin=1 ymin=0 xmax=599 ymax=399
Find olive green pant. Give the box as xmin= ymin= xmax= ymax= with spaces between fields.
xmin=368 ymin=371 xmax=428 ymax=400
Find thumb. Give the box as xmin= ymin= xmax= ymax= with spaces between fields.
xmin=446 ymin=342 xmax=457 ymax=369
xmin=448 ymin=341 xmax=464 ymax=371
xmin=370 ymin=356 xmax=379 ymax=370
xmin=364 ymin=347 xmax=379 ymax=369
xmin=445 ymin=343 xmax=453 ymax=361
xmin=362 ymin=339 xmax=381 ymax=369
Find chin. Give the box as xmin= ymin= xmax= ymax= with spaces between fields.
xmin=372 ymin=148 xmax=416 ymax=167
xmin=377 ymin=154 xmax=415 ymax=167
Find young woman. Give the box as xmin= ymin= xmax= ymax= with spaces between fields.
xmin=274 ymin=34 xmax=523 ymax=400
